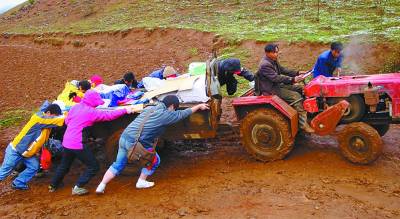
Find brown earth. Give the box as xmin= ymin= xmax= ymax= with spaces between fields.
xmin=0 ymin=28 xmax=400 ymax=218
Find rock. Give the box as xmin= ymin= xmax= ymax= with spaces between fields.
xmin=61 ymin=211 xmax=69 ymax=216
xmin=177 ymin=207 xmax=189 ymax=217
xmin=321 ymin=179 xmax=330 ymax=184
xmin=305 ymin=193 xmax=319 ymax=200
xmin=116 ymin=211 xmax=123 ymax=215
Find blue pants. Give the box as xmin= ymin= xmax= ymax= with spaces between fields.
xmin=109 ymin=137 xmax=160 ymax=176
xmin=0 ymin=144 xmax=39 ymax=188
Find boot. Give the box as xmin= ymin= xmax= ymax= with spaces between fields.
xmin=299 ymin=113 xmax=315 ymax=133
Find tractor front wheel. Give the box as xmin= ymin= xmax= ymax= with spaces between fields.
xmin=337 ymin=122 xmax=382 ymax=164
xmin=327 ymin=95 xmax=366 ymax=124
xmin=240 ymin=108 xmax=294 ymax=162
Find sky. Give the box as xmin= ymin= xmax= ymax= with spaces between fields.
xmin=0 ymin=0 xmax=27 ymax=14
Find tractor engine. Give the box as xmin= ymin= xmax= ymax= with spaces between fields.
xmin=363 ymin=82 xmax=381 ymax=113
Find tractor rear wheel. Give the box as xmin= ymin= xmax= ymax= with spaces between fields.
xmin=240 ymin=108 xmax=294 ymax=162
xmin=327 ymin=95 xmax=366 ymax=124
xmin=371 ymin=124 xmax=390 ymax=136
xmin=337 ymin=122 xmax=382 ymax=164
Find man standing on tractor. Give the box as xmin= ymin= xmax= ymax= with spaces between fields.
xmin=255 ymin=43 xmax=314 ymax=133
xmin=312 ymin=42 xmax=344 ymax=78
xmin=217 ymin=58 xmax=255 ymax=95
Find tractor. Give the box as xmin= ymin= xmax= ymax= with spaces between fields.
xmin=233 ymin=70 xmax=400 ymax=164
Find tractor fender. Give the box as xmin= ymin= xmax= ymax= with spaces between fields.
xmin=232 ymin=95 xmax=298 ymax=137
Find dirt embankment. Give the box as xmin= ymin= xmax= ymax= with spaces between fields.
xmin=0 ymin=28 xmax=400 ymax=218
xmin=1 ymin=28 xmax=399 ymax=113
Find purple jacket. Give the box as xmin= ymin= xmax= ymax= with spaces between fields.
xmin=62 ymin=90 xmax=127 ymax=150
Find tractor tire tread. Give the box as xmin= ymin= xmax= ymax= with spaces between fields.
xmin=240 ymin=108 xmax=294 ymax=162
xmin=337 ymin=122 xmax=383 ymax=164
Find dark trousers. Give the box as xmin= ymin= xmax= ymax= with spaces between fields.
xmin=274 ymin=84 xmax=305 ymax=113
xmin=50 ymin=146 xmax=99 ymax=188
xmin=270 ymin=84 xmax=309 ymax=129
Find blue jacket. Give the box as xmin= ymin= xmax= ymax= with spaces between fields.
xmin=313 ymin=50 xmax=343 ymax=77
xmin=121 ymin=103 xmax=192 ymax=148
xmin=137 ymin=68 xmax=164 ymax=88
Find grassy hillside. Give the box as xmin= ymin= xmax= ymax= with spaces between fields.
xmin=1 ymin=0 xmax=399 ymax=42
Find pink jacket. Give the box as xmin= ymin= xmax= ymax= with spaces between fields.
xmin=62 ymin=90 xmax=127 ymax=150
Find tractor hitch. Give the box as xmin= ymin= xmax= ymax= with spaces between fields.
xmin=310 ymin=100 xmax=350 ymax=136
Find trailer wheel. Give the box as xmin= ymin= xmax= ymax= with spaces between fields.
xmin=327 ymin=95 xmax=366 ymax=123
xmin=240 ymin=108 xmax=294 ymax=162
xmin=371 ymin=124 xmax=390 ymax=136
xmin=337 ymin=122 xmax=382 ymax=164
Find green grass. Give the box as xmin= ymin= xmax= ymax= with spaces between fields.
xmin=0 ymin=110 xmax=31 ymax=129
xmin=219 ymin=46 xmax=251 ymax=63
xmin=1 ymin=0 xmax=399 ymax=42
xmin=188 ymin=47 xmax=199 ymax=57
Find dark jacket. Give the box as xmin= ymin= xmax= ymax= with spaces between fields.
xmin=217 ymin=58 xmax=254 ymax=95
xmin=256 ymin=56 xmax=298 ymax=95
xmin=114 ymin=79 xmax=138 ymax=89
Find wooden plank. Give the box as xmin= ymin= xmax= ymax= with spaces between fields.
xmin=142 ymin=76 xmax=199 ymax=100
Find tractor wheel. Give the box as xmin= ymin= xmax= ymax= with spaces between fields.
xmin=104 ymin=129 xmax=124 ymax=165
xmin=327 ymin=95 xmax=366 ymax=124
xmin=371 ymin=124 xmax=390 ymax=136
xmin=240 ymin=108 xmax=294 ymax=162
xmin=337 ymin=122 xmax=382 ymax=164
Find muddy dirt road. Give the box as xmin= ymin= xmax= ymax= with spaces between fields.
xmin=0 ymin=29 xmax=399 ymax=218
xmin=0 ymin=126 xmax=399 ymax=219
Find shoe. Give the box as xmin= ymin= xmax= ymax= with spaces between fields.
xmin=11 ymin=183 xmax=29 ymax=190
xmin=302 ymin=122 xmax=315 ymax=133
xmin=95 ymin=183 xmax=106 ymax=194
xmin=10 ymin=170 xmax=20 ymax=179
xmin=136 ymin=179 xmax=155 ymax=189
xmin=48 ymin=184 xmax=57 ymax=192
xmin=299 ymin=113 xmax=315 ymax=133
xmin=72 ymin=186 xmax=89 ymax=196
xmin=48 ymin=182 xmax=64 ymax=192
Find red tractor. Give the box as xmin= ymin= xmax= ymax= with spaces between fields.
xmin=232 ymin=72 xmax=400 ymax=164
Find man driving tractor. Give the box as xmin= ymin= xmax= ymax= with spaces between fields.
xmin=255 ymin=43 xmax=314 ymax=133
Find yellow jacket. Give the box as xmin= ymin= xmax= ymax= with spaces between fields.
xmin=11 ymin=112 xmax=64 ymax=157
xmin=56 ymin=82 xmax=84 ymax=107
xmin=21 ymin=128 xmax=51 ymax=157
